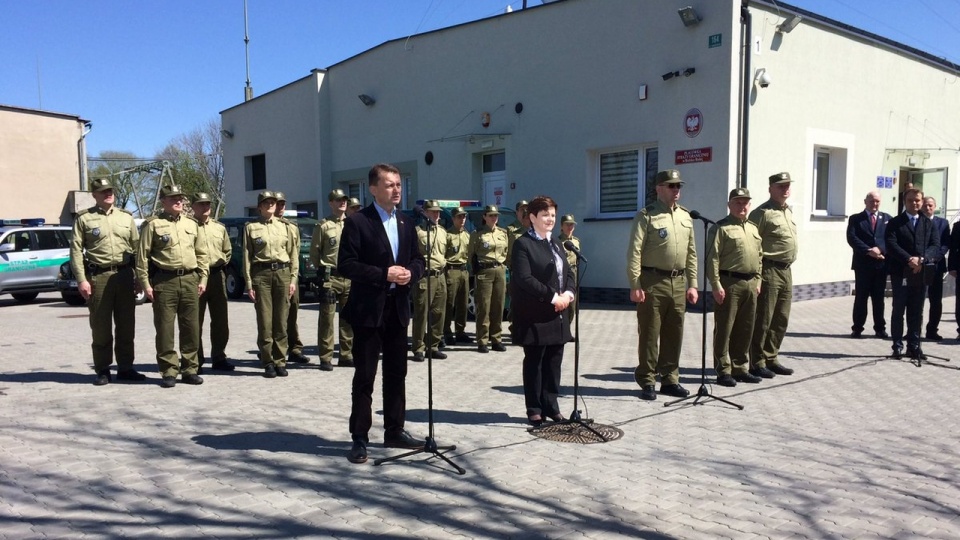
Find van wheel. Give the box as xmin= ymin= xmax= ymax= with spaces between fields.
xmin=62 ymin=292 xmax=86 ymax=306
xmin=225 ymin=266 xmax=244 ymax=299
xmin=12 ymin=292 xmax=39 ymax=303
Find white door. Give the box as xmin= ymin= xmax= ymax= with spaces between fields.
xmin=911 ymin=168 xmax=948 ymax=217
xmin=481 ymin=151 xmax=507 ymax=209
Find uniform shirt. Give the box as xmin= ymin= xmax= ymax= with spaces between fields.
xmin=559 ymin=233 xmax=580 ymax=271
xmin=136 ymin=212 xmax=209 ymax=288
xmin=70 ymin=205 xmax=139 ymax=283
xmin=706 ymin=215 xmax=762 ymax=290
xmin=469 ymin=225 xmax=509 ymax=265
xmin=625 ymin=199 xmax=698 ymax=289
xmin=749 ymin=200 xmax=798 ymax=264
xmin=242 ymin=216 xmax=298 ymax=286
xmin=445 ymin=226 xmax=470 ymax=266
xmin=280 ymin=217 xmax=302 ymax=281
xmin=197 ymin=219 xmax=231 ymax=268
xmin=506 ymin=223 xmax=527 ymax=268
xmin=310 ymin=214 xmax=346 ymax=270
xmin=417 ymin=222 xmax=448 ymax=271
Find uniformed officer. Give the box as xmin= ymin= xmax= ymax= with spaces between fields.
xmin=136 ymin=184 xmax=209 ymax=388
xmin=346 ymin=197 xmax=362 ymax=217
xmin=469 ymin=205 xmax=509 ymax=353
xmin=193 ymin=192 xmax=233 ymax=372
xmin=443 ymin=206 xmax=472 ymax=345
xmin=506 ymin=200 xmax=530 ymax=269
xmin=750 ymin=172 xmax=798 ymax=378
xmin=558 ymin=214 xmax=581 ymax=324
xmin=707 ymin=188 xmax=763 ymax=387
xmin=274 ymin=192 xmax=309 ymax=364
xmin=412 ymin=200 xmax=448 ymax=361
xmin=626 ymin=169 xmax=698 ymax=401
xmin=244 ymin=191 xmax=299 ymax=378
xmin=309 ymin=188 xmax=354 ymax=371
xmin=70 ymin=177 xmax=145 ymax=385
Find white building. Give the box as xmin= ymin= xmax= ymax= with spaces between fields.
xmin=221 ymin=0 xmax=960 ymax=302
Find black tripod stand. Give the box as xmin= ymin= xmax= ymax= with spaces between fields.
xmin=665 ymin=214 xmax=743 ymax=410
xmin=375 ymin=211 xmax=465 ymax=474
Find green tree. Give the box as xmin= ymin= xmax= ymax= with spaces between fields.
xmin=87 ymin=151 xmax=159 ymax=218
xmin=157 ymin=118 xmax=225 ymax=216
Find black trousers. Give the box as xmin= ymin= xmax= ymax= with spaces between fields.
xmin=891 ymin=277 xmax=926 ymax=352
xmin=852 ymin=267 xmax=887 ymax=333
xmin=349 ymin=298 xmax=408 ymax=442
xmin=926 ymin=272 xmax=944 ymax=334
xmin=522 ymin=344 xmax=564 ymax=417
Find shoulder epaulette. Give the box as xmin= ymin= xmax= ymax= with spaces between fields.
xmin=677 ymin=204 xmax=691 ymax=214
xmin=78 ymin=208 xmax=92 ymax=216
xmin=118 ymin=208 xmax=132 ymax=215
xmin=185 ymin=215 xmax=198 ymax=223
xmin=142 ymin=215 xmax=158 ymax=223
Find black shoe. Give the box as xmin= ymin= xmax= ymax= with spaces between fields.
xmin=337 ymin=357 xmax=354 ymax=368
xmin=116 ymin=369 xmax=146 ymax=382
xmin=908 ymin=349 xmax=927 ymax=360
xmin=850 ymin=330 xmax=863 ymax=338
xmin=197 ymin=366 xmax=204 ymax=375
xmin=750 ymin=367 xmax=776 ymax=379
xmin=527 ymin=414 xmax=543 ymax=427
xmin=288 ymin=351 xmax=310 ymax=364
xmin=263 ymin=364 xmax=277 ymax=378
xmin=768 ymin=363 xmax=794 ymax=376
xmin=875 ymin=330 xmax=889 ymax=339
xmin=275 ymin=366 xmax=289 ymax=377
xmin=347 ymin=440 xmax=368 ymax=464
xmin=639 ymin=385 xmax=657 ymax=401
xmin=319 ymin=360 xmax=334 ymax=371
xmin=182 ymin=373 xmax=204 ymax=385
xmin=477 ymin=344 xmax=490 ymax=353
xmin=93 ymin=370 xmax=111 ymax=386
xmin=160 ymin=376 xmax=177 ymax=388
xmin=383 ymin=430 xmax=425 ymax=449
xmin=456 ymin=333 xmax=474 ymax=344
xmin=429 ymin=350 xmax=448 ymax=360
xmin=891 ymin=348 xmax=903 ymax=359
xmin=660 ymin=383 xmax=689 ymax=398
xmin=445 ymin=335 xmax=456 ymax=346
xmin=716 ymin=374 xmax=737 ymax=387
xmin=733 ymin=371 xmax=762 ymax=384
xmin=926 ymin=332 xmax=943 ymax=341
xmin=412 ymin=352 xmax=425 ymax=362
xmin=491 ymin=342 xmax=507 ymax=352
xmin=211 ymin=360 xmax=235 ymax=371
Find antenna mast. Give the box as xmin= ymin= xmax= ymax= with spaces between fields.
xmin=244 ymin=0 xmax=253 ymax=101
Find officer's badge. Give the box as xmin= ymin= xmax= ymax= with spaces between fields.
xmin=658 ymin=228 xmax=668 ymax=239
xmin=329 ymin=238 xmax=336 ymax=246
xmin=255 ymin=237 xmax=264 ymax=245
xmin=92 ymin=228 xmax=100 ymax=237
xmin=161 ymin=234 xmax=171 ymax=243
xmin=483 ymin=241 xmax=489 ymax=248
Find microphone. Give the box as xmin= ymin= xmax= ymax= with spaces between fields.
xmin=563 ymin=240 xmax=588 ymax=263
xmin=689 ymin=210 xmax=716 ymax=225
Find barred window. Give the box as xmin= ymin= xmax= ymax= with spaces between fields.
xmin=598 ymin=146 xmax=658 ymax=217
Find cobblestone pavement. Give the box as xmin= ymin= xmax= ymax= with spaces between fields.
xmin=0 ymin=291 xmax=958 ymax=539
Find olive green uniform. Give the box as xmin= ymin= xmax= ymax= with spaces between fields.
xmin=310 ymin=215 xmax=353 ymax=363
xmin=559 ymin=232 xmax=580 ymax=324
xmin=626 ymin=200 xmax=697 ymax=386
xmin=243 ymin=217 xmax=298 ymax=367
xmin=70 ymin=205 xmax=139 ymax=373
xmin=413 ymin=223 xmax=448 ymax=353
xmin=136 ymin=213 xmax=209 ymax=378
xmin=505 ymin=223 xmax=527 ymax=270
xmin=444 ymin=226 xmax=471 ymax=339
xmin=197 ymin=218 xmax=231 ymax=365
xmin=749 ymin=201 xmax=798 ymax=369
xmin=469 ymin=225 xmax=509 ymax=347
xmin=707 ymin=216 xmax=762 ymax=376
xmin=281 ymin=218 xmax=304 ymax=357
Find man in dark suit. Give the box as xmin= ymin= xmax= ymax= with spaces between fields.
xmin=884 ymin=188 xmax=940 ymax=361
xmin=921 ymin=196 xmax=950 ymax=341
xmin=949 ymin=221 xmax=960 ymax=339
xmin=338 ymin=163 xmax=426 ymax=464
xmin=846 ymin=191 xmax=891 ymax=338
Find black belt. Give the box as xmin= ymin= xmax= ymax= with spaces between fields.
xmin=88 ymin=262 xmax=132 ymax=276
xmin=155 ymin=267 xmax=198 ymax=276
xmin=719 ymin=270 xmax=759 ymax=280
xmin=446 ymin=264 xmax=467 ymax=270
xmin=763 ymin=258 xmax=792 ymax=270
xmin=476 ymin=261 xmax=502 ymax=270
xmin=641 ymin=266 xmax=684 ymax=278
xmin=253 ymin=261 xmax=291 ymax=271
xmin=425 ymin=269 xmax=443 ymax=277
xmin=210 ymin=264 xmax=226 ymax=273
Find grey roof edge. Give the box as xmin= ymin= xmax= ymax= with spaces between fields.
xmin=220 ymin=69 xmax=328 ymax=114
xmin=0 ymin=104 xmax=90 ymax=123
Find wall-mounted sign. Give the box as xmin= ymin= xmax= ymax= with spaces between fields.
xmin=684 ymin=108 xmax=703 ymax=138
xmin=877 ymin=175 xmax=895 ymax=189
xmin=675 ymin=147 xmax=713 ymax=164
xmin=709 ymin=34 xmax=722 ymax=48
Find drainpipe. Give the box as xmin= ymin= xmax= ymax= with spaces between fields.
xmin=78 ymin=121 xmax=92 ymax=190
xmin=739 ymin=0 xmax=751 ymax=189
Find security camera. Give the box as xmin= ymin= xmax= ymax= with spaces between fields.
xmin=755 ymin=68 xmax=772 ymax=88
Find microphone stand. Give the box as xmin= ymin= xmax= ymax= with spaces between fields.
xmin=375 ymin=214 xmax=465 ymax=474
xmin=665 ymin=214 xmax=743 ymax=410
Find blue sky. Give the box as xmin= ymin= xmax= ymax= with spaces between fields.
xmin=2 ymin=0 xmax=958 ymax=160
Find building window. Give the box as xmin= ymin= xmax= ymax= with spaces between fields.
xmin=812 ymin=146 xmax=847 ymax=216
xmin=597 ymin=146 xmax=658 ymax=217
xmin=482 ymin=152 xmax=505 ymax=173
xmin=245 ymin=154 xmax=266 ymax=191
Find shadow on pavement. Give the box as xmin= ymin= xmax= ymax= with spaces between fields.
xmin=193 ymin=431 xmax=343 ymax=458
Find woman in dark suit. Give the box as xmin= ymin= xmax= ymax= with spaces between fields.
xmin=510 ymin=196 xmax=576 ymax=426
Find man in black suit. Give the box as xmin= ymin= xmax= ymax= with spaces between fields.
xmin=921 ymin=196 xmax=950 ymax=341
xmin=884 ymin=188 xmax=940 ymax=361
xmin=338 ymin=163 xmax=426 ymax=464
xmin=949 ymin=221 xmax=960 ymax=339
xmin=846 ymin=191 xmax=891 ymax=338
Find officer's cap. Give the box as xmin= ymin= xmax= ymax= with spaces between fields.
xmin=329 ymin=189 xmax=348 ymax=201
xmin=452 ymin=206 xmax=467 ymax=216
xmin=347 ymin=197 xmax=362 ymax=208
xmin=275 ymin=191 xmax=287 ymax=203
xmin=192 ymin=192 xmax=213 ymax=204
xmin=90 ymin=178 xmax=114 ymax=193
xmin=655 ymin=169 xmax=684 ymax=185
xmin=515 ymin=200 xmax=529 ymax=211
xmin=560 ymin=214 xmax=577 ymax=225
xmin=160 ymin=184 xmax=186 ymax=199
xmin=483 ymin=205 xmax=500 ymax=215
xmin=728 ymin=188 xmax=751 ymax=200
xmin=423 ymin=199 xmax=441 ymax=211
xmin=769 ymin=172 xmax=792 ymax=184
xmin=257 ymin=191 xmax=278 ymax=204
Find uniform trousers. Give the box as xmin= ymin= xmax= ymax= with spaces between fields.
xmin=852 ymin=266 xmax=887 ymax=334
xmin=252 ymin=267 xmax=291 ymax=367
xmin=713 ymin=275 xmax=757 ymax=376
xmin=198 ymin=266 xmax=229 ymax=364
xmin=522 ymin=344 xmax=564 ymax=417
xmin=891 ymin=276 xmax=926 ymax=352
xmin=151 ymin=271 xmax=200 ymax=378
xmin=443 ymin=267 xmax=470 ymax=337
xmin=318 ymin=275 xmax=353 ymax=362
xmin=412 ymin=274 xmax=447 ymax=352
xmin=751 ymin=266 xmax=792 ymax=369
xmin=87 ymin=267 xmax=136 ymax=372
xmin=634 ymin=273 xmax=686 ymax=386
xmin=926 ymin=272 xmax=945 ymax=335
xmin=287 ymin=278 xmax=303 ymax=355
xmin=474 ymin=266 xmax=506 ymax=346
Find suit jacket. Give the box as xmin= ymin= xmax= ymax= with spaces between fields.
xmin=509 ymin=233 xmax=576 ymax=346
xmin=930 ymin=216 xmax=950 ymax=273
xmin=338 ymin=203 xmax=424 ymax=328
xmin=846 ymin=210 xmax=890 ymax=271
xmin=884 ymin=212 xmax=939 ymax=284
xmin=949 ymin=221 xmax=960 ymax=273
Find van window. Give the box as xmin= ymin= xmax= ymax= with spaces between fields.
xmin=35 ymin=230 xmax=69 ymax=250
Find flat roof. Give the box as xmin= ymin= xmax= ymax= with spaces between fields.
xmin=0 ymin=104 xmax=89 ymax=123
